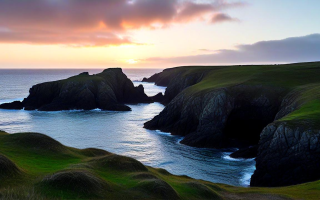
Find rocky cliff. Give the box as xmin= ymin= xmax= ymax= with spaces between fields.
xmin=251 ymin=84 xmax=320 ymax=186
xmin=143 ymin=66 xmax=218 ymax=104
xmin=145 ymin=83 xmax=286 ymax=148
xmin=0 ymin=68 xmax=154 ymax=111
xmin=143 ymin=62 xmax=320 ymax=187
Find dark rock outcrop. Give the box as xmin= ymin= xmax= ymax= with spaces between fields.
xmin=150 ymin=92 xmax=165 ymax=103
xmin=142 ymin=68 xmax=179 ymax=86
xmin=143 ymin=67 xmax=211 ymax=104
xmin=142 ymin=73 xmax=161 ymax=83
xmin=0 ymin=101 xmax=23 ymax=110
xmin=251 ymin=122 xmax=320 ymax=187
xmin=1 ymin=68 xmax=153 ymax=111
xmin=229 ymin=145 xmax=258 ymax=159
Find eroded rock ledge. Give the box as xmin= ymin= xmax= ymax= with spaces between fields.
xmin=0 ymin=68 xmax=155 ymax=111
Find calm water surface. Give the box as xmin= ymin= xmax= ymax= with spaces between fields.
xmin=0 ymin=69 xmax=255 ymax=186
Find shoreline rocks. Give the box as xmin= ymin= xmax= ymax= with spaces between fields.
xmin=229 ymin=145 xmax=258 ymax=159
xmin=0 ymin=101 xmax=24 ymax=110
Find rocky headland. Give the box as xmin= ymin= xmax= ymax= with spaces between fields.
xmin=143 ymin=62 xmax=320 ymax=187
xmin=0 ymin=68 xmax=159 ymax=111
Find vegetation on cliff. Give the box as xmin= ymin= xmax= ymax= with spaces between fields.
xmin=0 ymin=130 xmax=320 ymax=199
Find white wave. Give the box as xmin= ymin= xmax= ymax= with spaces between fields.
xmin=177 ymin=138 xmax=183 ymax=144
xmin=221 ymin=152 xmax=256 ymax=187
xmin=222 ymin=152 xmax=255 ymax=162
xmin=48 ymin=108 xmax=107 ymax=113
xmin=240 ymin=165 xmax=256 ymax=187
xmin=155 ymin=130 xmax=173 ymax=136
xmin=68 ymin=109 xmax=85 ymax=112
xmin=1 ymin=106 xmax=105 ymax=113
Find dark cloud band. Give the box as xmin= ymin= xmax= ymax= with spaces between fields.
xmin=146 ymin=34 xmax=320 ymax=64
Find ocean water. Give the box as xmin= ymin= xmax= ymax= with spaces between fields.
xmin=0 ymin=68 xmax=256 ymax=187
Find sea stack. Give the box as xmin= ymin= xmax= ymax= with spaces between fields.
xmin=0 ymin=68 xmax=154 ymax=111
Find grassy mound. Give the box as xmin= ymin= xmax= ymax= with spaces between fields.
xmin=88 ymin=154 xmax=148 ymax=172
xmin=131 ymin=172 xmax=158 ymax=180
xmin=80 ymin=148 xmax=112 ymax=157
xmin=40 ymin=170 xmax=109 ymax=197
xmin=133 ymin=179 xmax=179 ymax=200
xmin=0 ymin=154 xmax=21 ymax=179
xmin=1 ymin=132 xmax=69 ymax=154
xmin=0 ymin=130 xmax=8 ymax=135
xmin=0 ymin=131 xmax=320 ymax=199
xmin=155 ymin=168 xmax=173 ymax=175
xmin=182 ymin=182 xmax=222 ymax=199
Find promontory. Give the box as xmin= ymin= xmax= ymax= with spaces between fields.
xmin=143 ymin=62 xmax=320 ymax=187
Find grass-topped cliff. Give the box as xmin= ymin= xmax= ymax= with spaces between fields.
xmin=1 ymin=130 xmax=320 ymax=200
xmin=143 ymin=62 xmax=320 ymax=187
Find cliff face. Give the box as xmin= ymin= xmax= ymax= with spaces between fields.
xmin=145 ymin=85 xmax=285 ymax=148
xmin=251 ymin=85 xmax=320 ymax=186
xmin=144 ymin=62 xmax=320 ymax=187
xmin=1 ymin=68 xmax=152 ymax=111
xmin=251 ymin=122 xmax=320 ymax=187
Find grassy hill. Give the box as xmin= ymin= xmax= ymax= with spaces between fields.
xmin=185 ymin=62 xmax=320 ymax=128
xmin=1 ymin=130 xmax=320 ymax=199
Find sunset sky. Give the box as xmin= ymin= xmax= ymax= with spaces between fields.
xmin=0 ymin=0 xmax=319 ymax=68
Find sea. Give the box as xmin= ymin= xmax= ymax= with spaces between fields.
xmin=0 ymin=68 xmax=256 ymax=187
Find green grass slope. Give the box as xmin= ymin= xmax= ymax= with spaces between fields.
xmin=0 ymin=131 xmax=320 ymax=199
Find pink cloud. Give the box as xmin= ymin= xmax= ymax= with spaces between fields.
xmin=211 ymin=13 xmax=239 ymax=23
xmin=0 ymin=0 xmax=246 ymax=46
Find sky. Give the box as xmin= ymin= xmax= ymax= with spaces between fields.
xmin=0 ymin=0 xmax=319 ymax=69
